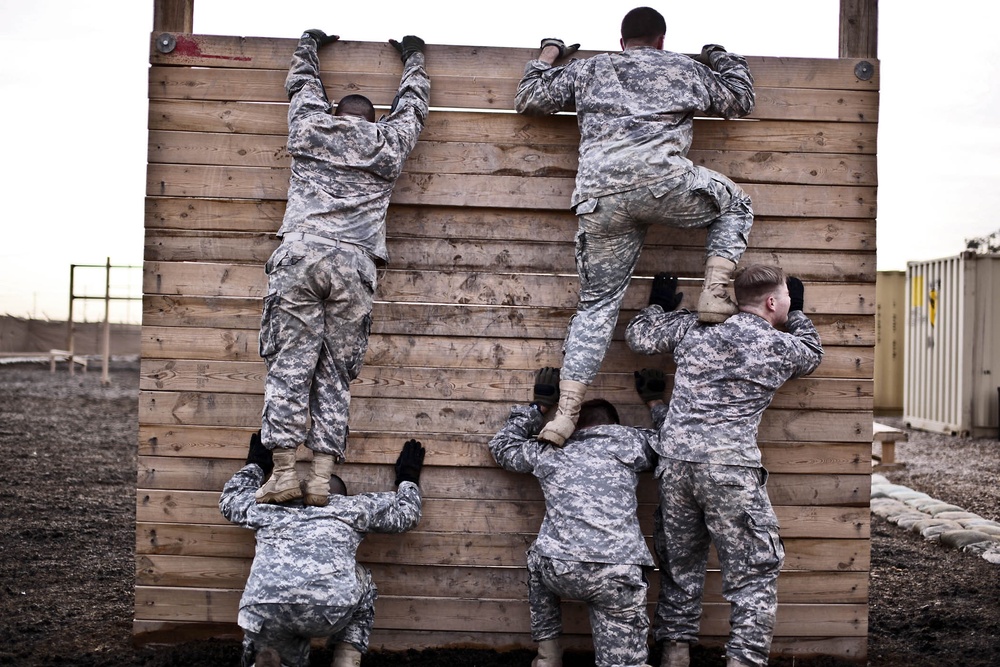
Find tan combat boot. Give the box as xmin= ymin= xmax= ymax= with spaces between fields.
xmin=697 ymin=256 xmax=739 ymax=323
xmin=661 ymin=641 xmax=690 ymax=667
xmin=303 ymin=452 xmax=335 ymax=506
xmin=330 ymin=642 xmax=362 ymax=667
xmin=532 ymin=638 xmax=563 ymax=667
xmin=536 ymin=380 xmax=588 ymax=447
xmin=255 ymin=448 xmax=302 ymax=504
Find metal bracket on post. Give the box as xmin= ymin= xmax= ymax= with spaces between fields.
xmin=854 ymin=60 xmax=874 ymax=81
xmin=155 ymin=33 xmax=177 ymax=54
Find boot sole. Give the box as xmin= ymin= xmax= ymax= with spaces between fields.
xmin=303 ymin=493 xmax=329 ymax=507
xmin=255 ymin=486 xmax=303 ymax=504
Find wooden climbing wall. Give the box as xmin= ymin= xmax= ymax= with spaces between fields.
xmin=137 ymin=26 xmax=877 ymax=661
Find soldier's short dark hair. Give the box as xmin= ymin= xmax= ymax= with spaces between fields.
xmin=335 ymin=94 xmax=376 ymax=122
xmin=330 ymin=474 xmax=347 ymax=496
xmin=621 ymin=7 xmax=666 ymax=42
xmin=576 ymin=398 xmax=621 ymax=430
xmin=734 ymin=264 xmax=786 ymax=306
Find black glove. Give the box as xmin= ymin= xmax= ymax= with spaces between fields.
xmin=540 ymin=38 xmax=580 ymax=60
xmin=694 ymin=44 xmax=726 ymax=66
xmin=786 ymin=276 xmax=804 ymax=312
xmin=389 ymin=35 xmax=425 ymax=62
xmin=649 ymin=272 xmax=684 ymax=311
xmin=245 ymin=431 xmax=273 ymax=477
xmin=302 ymin=29 xmax=339 ymax=47
xmin=532 ymin=367 xmax=561 ymax=408
xmin=395 ymin=439 xmax=426 ymax=486
xmin=634 ymin=369 xmax=666 ymax=403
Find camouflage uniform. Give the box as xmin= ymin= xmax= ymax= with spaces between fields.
xmin=489 ymin=404 xmax=667 ymax=667
xmin=515 ymin=47 xmax=754 ymax=384
xmin=260 ymin=36 xmax=430 ymax=459
xmin=219 ymin=464 xmax=422 ymax=667
xmin=626 ymin=307 xmax=823 ymax=667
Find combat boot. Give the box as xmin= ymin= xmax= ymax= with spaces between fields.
xmin=255 ymin=448 xmax=302 ymax=504
xmin=697 ymin=256 xmax=739 ymax=323
xmin=532 ymin=638 xmax=563 ymax=667
xmin=303 ymin=452 xmax=335 ymax=506
xmin=536 ymin=380 xmax=588 ymax=447
xmin=330 ymin=643 xmax=362 ymax=667
xmin=661 ymin=640 xmax=690 ymax=667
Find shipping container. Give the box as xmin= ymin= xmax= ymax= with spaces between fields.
xmin=904 ymin=252 xmax=1000 ymax=437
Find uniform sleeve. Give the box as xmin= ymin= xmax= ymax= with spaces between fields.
xmin=218 ymin=464 xmax=266 ymax=528
xmin=488 ymin=405 xmax=544 ymax=473
xmin=784 ymin=311 xmax=824 ymax=378
xmin=379 ymin=52 xmax=431 ymax=155
xmin=285 ymin=37 xmax=331 ymax=122
xmin=625 ymin=306 xmax=699 ymax=355
xmin=629 ymin=427 xmax=660 ymax=471
xmin=514 ymin=59 xmax=577 ymax=116
xmin=355 ymin=484 xmax=423 ymax=534
xmin=696 ymin=49 xmax=755 ymax=119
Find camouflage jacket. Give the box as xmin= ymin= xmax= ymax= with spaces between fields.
xmin=626 ymin=308 xmax=823 ymax=466
xmin=278 ymin=37 xmax=431 ymax=264
xmin=489 ymin=405 xmax=664 ymax=566
xmin=219 ymin=465 xmax=421 ymax=608
xmin=515 ymin=46 xmax=754 ymax=208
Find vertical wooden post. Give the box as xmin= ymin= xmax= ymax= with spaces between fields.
xmin=839 ymin=0 xmax=878 ymax=58
xmin=101 ymin=258 xmax=112 ymax=386
xmin=66 ymin=264 xmax=76 ymax=376
xmin=153 ymin=0 xmax=194 ymax=33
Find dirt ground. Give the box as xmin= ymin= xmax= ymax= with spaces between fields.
xmin=1 ymin=363 xmax=998 ymax=667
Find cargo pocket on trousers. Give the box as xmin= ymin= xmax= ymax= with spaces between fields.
xmin=258 ymin=293 xmax=279 ymax=360
xmin=744 ymin=507 xmax=785 ymax=573
xmin=344 ymin=314 xmax=372 ymax=381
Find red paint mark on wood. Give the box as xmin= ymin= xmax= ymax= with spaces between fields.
xmin=172 ymin=35 xmax=251 ymax=62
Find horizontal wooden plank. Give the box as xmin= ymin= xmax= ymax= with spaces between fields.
xmin=129 ymin=619 xmax=867 ymax=658
xmin=149 ymin=100 xmax=877 ymax=155
xmin=148 ymin=130 xmax=877 ymax=187
xmin=144 ymin=200 xmax=876 ymax=256
xmin=136 ymin=454 xmax=870 ymax=507
xmin=138 ymin=424 xmax=872 ymax=473
xmin=136 ymin=388 xmax=873 ymax=442
xmin=149 ymin=35 xmax=878 ymax=92
xmin=137 ymin=555 xmax=867 ymax=603
xmin=141 ymin=296 xmax=873 ymax=349
xmin=142 ymin=232 xmax=875 ymax=282
xmin=139 ymin=360 xmax=872 ymax=410
xmin=146 ymin=163 xmax=877 ymax=217
xmin=149 ymin=60 xmax=877 ymax=122
xmin=138 ymin=327 xmax=872 ymax=380
xmin=134 ymin=585 xmax=866 ymax=636
xmin=142 ymin=262 xmax=876 ymax=312
xmin=137 ymin=522 xmax=869 ymax=570
xmin=136 ymin=488 xmax=868 ymax=538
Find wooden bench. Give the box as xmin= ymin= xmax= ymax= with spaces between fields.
xmin=873 ymin=421 xmax=907 ymax=468
xmin=0 ymin=350 xmax=87 ymax=373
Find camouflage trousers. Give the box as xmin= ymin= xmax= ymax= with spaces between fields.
xmin=239 ymin=564 xmax=377 ymax=667
xmin=653 ymin=459 xmax=783 ymax=667
xmin=561 ymin=166 xmax=753 ymax=384
xmin=259 ymin=237 xmax=377 ymax=460
xmin=527 ymin=550 xmax=650 ymax=667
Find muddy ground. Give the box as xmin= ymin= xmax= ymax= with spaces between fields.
xmin=0 ymin=363 xmax=998 ymax=666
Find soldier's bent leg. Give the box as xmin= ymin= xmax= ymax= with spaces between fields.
xmin=332 ymin=565 xmax=378 ymax=654
xmin=586 ymin=563 xmax=650 ymax=667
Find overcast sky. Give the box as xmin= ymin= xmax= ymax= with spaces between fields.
xmin=1 ymin=0 xmax=998 ymax=323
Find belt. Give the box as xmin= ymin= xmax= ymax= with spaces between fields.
xmin=280 ymin=232 xmax=368 ymax=255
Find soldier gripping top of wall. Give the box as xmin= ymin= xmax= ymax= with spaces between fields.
xmin=256 ymin=30 xmax=430 ymax=506
xmin=514 ymin=6 xmax=755 ymax=446
xmin=626 ymin=267 xmax=823 ymax=667
xmin=488 ymin=367 xmax=669 ymax=667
